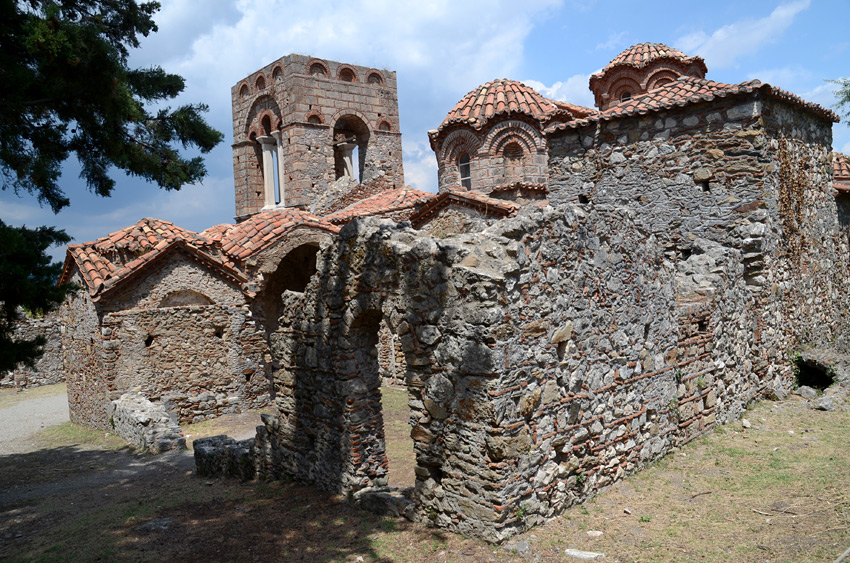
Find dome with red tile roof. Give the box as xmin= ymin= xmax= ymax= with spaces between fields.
xmin=436 ymin=79 xmax=591 ymax=133
xmin=590 ymin=42 xmax=707 ymax=111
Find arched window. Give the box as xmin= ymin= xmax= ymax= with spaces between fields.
xmin=339 ymin=68 xmax=356 ymax=82
xmin=458 ymin=153 xmax=471 ymax=190
xmin=378 ymin=120 xmax=391 ymax=132
xmin=255 ymin=75 xmax=266 ymax=90
xmin=620 ymin=91 xmax=632 ymax=102
xmin=308 ymin=115 xmax=322 ymax=125
xmin=367 ymin=72 xmax=384 ymax=85
xmin=272 ymin=66 xmax=283 ymax=81
xmin=239 ymin=84 xmax=249 ymax=98
xmin=503 ymin=142 xmax=523 ymax=183
xmin=310 ymin=62 xmax=326 ymax=76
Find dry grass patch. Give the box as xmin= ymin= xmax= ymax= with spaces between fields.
xmin=0 ymin=383 xmax=66 ymax=410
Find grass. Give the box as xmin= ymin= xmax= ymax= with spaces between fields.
xmin=35 ymin=422 xmax=126 ymax=450
xmin=0 ymin=383 xmax=66 ymax=410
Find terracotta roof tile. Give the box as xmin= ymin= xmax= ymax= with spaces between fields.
xmin=546 ymin=76 xmax=839 ymax=134
xmin=435 ymin=79 xmax=597 ymax=134
xmin=325 ymin=188 xmax=436 ymax=225
xmin=592 ymin=42 xmax=707 ymax=79
xmin=409 ymin=189 xmax=519 ymax=228
xmin=219 ymin=208 xmax=340 ymax=260
xmin=834 ymin=152 xmax=850 ymax=180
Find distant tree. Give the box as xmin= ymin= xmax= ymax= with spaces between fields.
xmin=0 ymin=0 xmax=223 ymax=371
xmin=0 ymin=220 xmax=72 ymax=373
xmin=832 ymin=78 xmax=850 ymax=123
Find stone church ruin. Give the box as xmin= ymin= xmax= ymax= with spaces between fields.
xmin=57 ymin=44 xmax=850 ymax=541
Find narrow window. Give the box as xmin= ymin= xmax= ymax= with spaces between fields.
xmin=620 ymin=91 xmax=632 ymax=102
xmin=458 ymin=153 xmax=471 ymax=190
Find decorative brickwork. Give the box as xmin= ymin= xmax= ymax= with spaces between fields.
xmin=231 ymin=54 xmax=404 ymax=216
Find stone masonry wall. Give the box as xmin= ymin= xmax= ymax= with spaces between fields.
xmin=63 ymin=274 xmax=110 ymax=428
xmin=1 ymin=310 xmax=64 ymax=389
xmin=65 ymin=254 xmax=271 ymax=430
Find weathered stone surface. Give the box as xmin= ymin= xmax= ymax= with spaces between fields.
xmin=109 ymin=392 xmax=186 ymax=453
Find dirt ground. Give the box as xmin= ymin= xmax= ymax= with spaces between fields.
xmin=1 ymin=383 xmax=849 ymax=562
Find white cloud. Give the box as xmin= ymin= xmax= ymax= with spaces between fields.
xmin=675 ymin=0 xmax=811 ymax=69
xmin=402 ymin=140 xmax=439 ymax=193
xmin=523 ymin=74 xmax=595 ymax=108
xmin=746 ymin=66 xmax=810 ymax=89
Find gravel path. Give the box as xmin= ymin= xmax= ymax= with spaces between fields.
xmin=0 ymin=392 xmax=70 ymax=454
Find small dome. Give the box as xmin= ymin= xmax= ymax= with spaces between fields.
xmin=589 ymin=42 xmax=708 ymax=111
xmin=439 ymin=79 xmax=560 ymax=131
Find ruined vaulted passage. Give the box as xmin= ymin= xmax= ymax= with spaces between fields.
xmin=259 ymin=243 xmax=321 ymax=334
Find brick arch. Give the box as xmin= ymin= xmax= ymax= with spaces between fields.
xmin=307 ymin=58 xmax=329 ymax=77
xmin=337 ymin=64 xmax=359 ymax=83
xmin=306 ymin=110 xmax=325 ymax=125
xmin=438 ymin=128 xmax=481 ymax=163
xmin=244 ymin=95 xmax=282 ymax=138
xmin=376 ymin=119 xmax=392 ymax=132
xmin=329 ymin=109 xmax=373 ymax=135
xmin=483 ymin=120 xmax=544 ymax=158
xmin=646 ymin=69 xmax=680 ymax=91
xmin=609 ymin=76 xmax=642 ymax=103
xmin=272 ymin=65 xmax=283 ymax=82
xmin=238 ymin=82 xmax=250 ymax=98
xmin=366 ymin=70 xmax=385 ymax=85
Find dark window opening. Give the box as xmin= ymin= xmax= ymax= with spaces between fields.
xmin=795 ymin=359 xmax=834 ymax=390
xmin=620 ymin=91 xmax=632 ymax=102
xmin=214 ymin=327 xmax=224 ymax=339
xmin=333 ymin=115 xmax=370 ymax=181
xmin=310 ymin=62 xmax=326 ymax=76
xmin=578 ymin=194 xmax=590 ymax=204
xmin=696 ymin=318 xmax=709 ymax=333
xmin=458 ymin=153 xmax=471 ymax=190
xmin=144 ymin=335 xmax=154 ymax=347
xmin=259 ymin=243 xmax=321 ymax=336
xmin=699 ymin=180 xmax=710 ymax=193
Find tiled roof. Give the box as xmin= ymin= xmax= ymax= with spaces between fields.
xmin=834 ymin=152 xmax=850 ymax=180
xmin=547 ymin=76 xmax=839 ymax=134
xmin=409 ymin=189 xmax=519 ymax=228
xmin=325 ymin=187 xmax=437 ymax=224
xmin=436 ymin=79 xmax=596 ymax=134
xmin=60 ymin=218 xmax=246 ymax=299
xmin=219 ymin=208 xmax=340 ymax=260
xmin=592 ymin=42 xmax=707 ymax=78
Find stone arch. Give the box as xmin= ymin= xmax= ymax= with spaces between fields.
xmin=366 ymin=70 xmax=385 ymax=85
xmin=238 ymin=83 xmax=249 ymax=98
xmin=337 ymin=65 xmax=358 ymax=83
xmin=377 ymin=119 xmax=392 ymax=132
xmin=158 ymin=290 xmax=215 ymax=308
xmin=332 ymin=112 xmax=371 ymax=181
xmin=255 ymin=232 xmax=330 ymax=336
xmin=272 ymin=65 xmax=283 ymax=82
xmin=439 ymin=128 xmax=481 ymax=163
xmin=307 ymin=59 xmax=329 ymax=76
xmin=255 ymin=74 xmax=266 ymax=90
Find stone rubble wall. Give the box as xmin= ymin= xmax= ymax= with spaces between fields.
xmin=1 ymin=310 xmax=64 ymax=389
xmin=196 ymin=94 xmax=848 ymax=543
xmin=108 ymin=391 xmax=186 ymax=453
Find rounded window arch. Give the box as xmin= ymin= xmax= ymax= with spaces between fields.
xmin=332 ymin=114 xmax=370 ymax=181
xmin=308 ymin=114 xmax=323 ymax=125
xmin=620 ymin=91 xmax=632 ymax=102
xmin=309 ymin=61 xmax=328 ymax=76
xmin=367 ymin=71 xmax=384 ymax=85
xmin=457 ymin=153 xmax=472 ymax=190
xmin=503 ymin=142 xmax=523 ymax=160
xmin=261 ymin=115 xmax=272 ymax=135
xmin=377 ymin=120 xmax=391 ymax=132
xmin=272 ymin=66 xmax=283 ymax=81
xmin=255 ymin=75 xmax=266 ymax=90
xmin=338 ymin=66 xmax=357 ymax=82
xmin=159 ymin=290 xmax=215 ymax=308
xmin=239 ymin=84 xmax=249 ymax=98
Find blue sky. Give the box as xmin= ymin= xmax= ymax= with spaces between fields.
xmin=2 ymin=0 xmax=849 ymax=261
